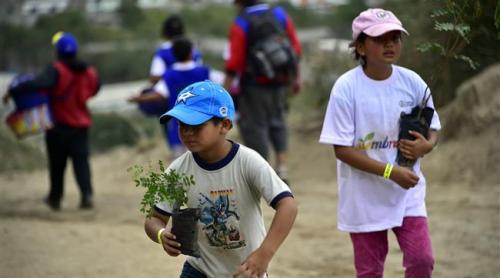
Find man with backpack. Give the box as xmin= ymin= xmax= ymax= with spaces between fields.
xmin=223 ymin=0 xmax=302 ymax=184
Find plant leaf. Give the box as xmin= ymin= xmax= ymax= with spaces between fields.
xmin=434 ymin=21 xmax=455 ymax=32
xmin=454 ymin=54 xmax=479 ymax=70
xmin=431 ymin=8 xmax=448 ymax=18
xmin=129 ymin=161 xmax=196 ymax=217
xmin=454 ymin=23 xmax=471 ymax=43
xmin=416 ymin=42 xmax=446 ymax=55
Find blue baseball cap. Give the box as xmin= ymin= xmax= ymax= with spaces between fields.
xmin=159 ymin=80 xmax=235 ymax=125
xmin=52 ymin=31 xmax=78 ymax=56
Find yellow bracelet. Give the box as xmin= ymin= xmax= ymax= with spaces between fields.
xmin=157 ymin=228 xmax=165 ymax=245
xmin=383 ymin=163 xmax=393 ymax=179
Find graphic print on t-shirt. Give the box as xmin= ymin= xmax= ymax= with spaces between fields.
xmin=198 ymin=189 xmax=246 ymax=249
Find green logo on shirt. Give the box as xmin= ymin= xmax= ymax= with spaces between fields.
xmin=356 ymin=132 xmax=398 ymax=150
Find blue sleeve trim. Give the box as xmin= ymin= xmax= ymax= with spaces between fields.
xmin=272 ymin=6 xmax=287 ymax=29
xmin=237 ymin=6 xmax=287 ymax=32
xmin=270 ymin=191 xmax=294 ymax=209
xmin=235 ymin=17 xmax=250 ymax=33
xmin=154 ymin=205 xmax=172 ymax=216
xmin=193 ymin=48 xmax=203 ymax=62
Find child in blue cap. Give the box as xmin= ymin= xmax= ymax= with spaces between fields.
xmin=3 ymin=31 xmax=100 ymax=211
xmin=144 ymin=80 xmax=298 ymax=278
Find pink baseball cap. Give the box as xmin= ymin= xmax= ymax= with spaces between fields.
xmin=352 ymin=8 xmax=408 ymax=41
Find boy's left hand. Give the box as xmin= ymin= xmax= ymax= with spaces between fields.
xmin=398 ymin=130 xmax=433 ymax=160
xmin=233 ymin=247 xmax=272 ymax=278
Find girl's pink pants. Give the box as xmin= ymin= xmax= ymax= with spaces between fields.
xmin=350 ymin=217 xmax=434 ymax=278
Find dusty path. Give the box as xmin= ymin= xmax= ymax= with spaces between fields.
xmin=1 ymin=126 xmax=499 ymax=278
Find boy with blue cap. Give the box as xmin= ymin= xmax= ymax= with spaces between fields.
xmin=144 ymin=80 xmax=298 ymax=278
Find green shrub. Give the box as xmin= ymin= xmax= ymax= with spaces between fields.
xmin=0 ymin=111 xmax=162 ymax=173
xmin=0 ymin=126 xmax=46 ymax=173
xmin=90 ymin=111 xmax=163 ymax=153
xmin=85 ymin=49 xmax=154 ymax=84
xmin=90 ymin=112 xmax=141 ymax=153
xmin=292 ymin=47 xmax=356 ymax=126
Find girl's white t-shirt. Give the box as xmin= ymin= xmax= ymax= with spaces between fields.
xmin=319 ymin=65 xmax=441 ymax=233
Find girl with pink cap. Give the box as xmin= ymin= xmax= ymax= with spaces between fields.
xmin=319 ymin=8 xmax=441 ymax=278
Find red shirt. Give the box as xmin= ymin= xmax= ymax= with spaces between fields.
xmin=51 ymin=61 xmax=99 ymax=127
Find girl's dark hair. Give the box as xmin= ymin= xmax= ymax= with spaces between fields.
xmin=350 ymin=32 xmax=367 ymax=66
xmin=172 ymin=37 xmax=193 ymax=62
xmin=162 ymin=15 xmax=185 ymax=38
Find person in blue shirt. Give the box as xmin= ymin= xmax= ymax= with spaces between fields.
xmin=129 ymin=37 xmax=224 ymax=160
xmin=149 ymin=14 xmax=202 ymax=85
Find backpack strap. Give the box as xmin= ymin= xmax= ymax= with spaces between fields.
xmin=240 ymin=7 xmax=285 ymax=47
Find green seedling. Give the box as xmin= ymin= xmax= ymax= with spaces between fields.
xmin=129 ymin=160 xmax=195 ymax=217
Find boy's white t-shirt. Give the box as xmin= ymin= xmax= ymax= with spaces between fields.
xmin=319 ymin=65 xmax=441 ymax=233
xmin=155 ymin=143 xmax=292 ymax=277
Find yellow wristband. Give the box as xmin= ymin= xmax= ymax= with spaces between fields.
xmin=157 ymin=228 xmax=165 ymax=245
xmin=383 ymin=163 xmax=393 ymax=179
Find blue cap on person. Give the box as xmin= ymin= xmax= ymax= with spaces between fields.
xmin=51 ymin=31 xmax=78 ymax=56
xmin=159 ymin=80 xmax=235 ymax=125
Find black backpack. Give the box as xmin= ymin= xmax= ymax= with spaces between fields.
xmin=242 ymin=8 xmax=298 ymax=84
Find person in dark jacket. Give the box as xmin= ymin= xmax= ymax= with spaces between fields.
xmin=3 ymin=32 xmax=101 ymax=210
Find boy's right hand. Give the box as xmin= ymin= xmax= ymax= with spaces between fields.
xmin=2 ymin=92 xmax=11 ymax=104
xmin=127 ymin=95 xmax=140 ymax=103
xmin=159 ymin=229 xmax=182 ymax=257
xmin=390 ymin=166 xmax=419 ymax=189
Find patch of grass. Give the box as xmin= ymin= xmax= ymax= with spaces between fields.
xmin=0 ymin=126 xmax=46 ymax=173
xmin=0 ymin=111 xmax=162 ymax=173
xmin=90 ymin=111 xmax=163 ymax=154
xmin=90 ymin=112 xmax=141 ymax=153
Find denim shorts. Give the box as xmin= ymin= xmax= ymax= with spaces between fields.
xmin=180 ymin=261 xmax=207 ymax=278
xmin=180 ymin=261 xmax=270 ymax=277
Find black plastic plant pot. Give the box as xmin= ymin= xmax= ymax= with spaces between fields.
xmin=171 ymin=207 xmax=201 ymax=258
xmin=396 ymin=116 xmax=422 ymax=167
xmin=397 ymin=106 xmax=434 ymax=168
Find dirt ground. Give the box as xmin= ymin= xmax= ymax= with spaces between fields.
xmin=1 ymin=64 xmax=500 ymax=278
xmin=0 ymin=120 xmax=498 ymax=278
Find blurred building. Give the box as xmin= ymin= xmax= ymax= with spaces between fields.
xmin=0 ymin=0 xmax=387 ymax=26
xmin=289 ymin=0 xmax=348 ymax=8
xmin=1 ymin=0 xmax=68 ymax=25
xmin=0 ymin=0 xmax=172 ymax=26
